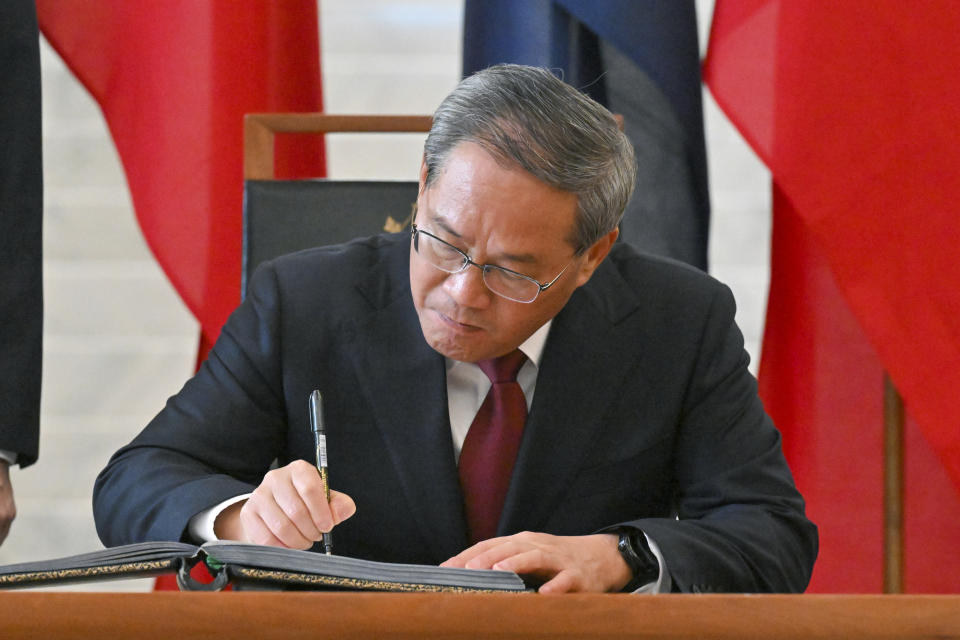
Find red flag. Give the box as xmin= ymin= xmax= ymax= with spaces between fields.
xmin=705 ymin=2 xmax=960 ymax=591
xmin=37 ymin=1 xmax=325 ymax=591
xmin=36 ymin=2 xmax=326 ymax=361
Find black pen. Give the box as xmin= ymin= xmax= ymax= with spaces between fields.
xmin=309 ymin=389 xmax=334 ymax=555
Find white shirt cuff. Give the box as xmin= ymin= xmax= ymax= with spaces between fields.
xmin=187 ymin=494 xmax=251 ymax=543
xmin=0 ymin=450 xmax=17 ymax=465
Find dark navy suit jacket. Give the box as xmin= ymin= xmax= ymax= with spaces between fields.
xmin=94 ymin=233 xmax=817 ymax=592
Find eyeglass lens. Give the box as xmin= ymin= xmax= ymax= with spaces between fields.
xmin=415 ymin=230 xmax=542 ymax=303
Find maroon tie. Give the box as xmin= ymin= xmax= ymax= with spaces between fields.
xmin=458 ymin=349 xmax=528 ymax=545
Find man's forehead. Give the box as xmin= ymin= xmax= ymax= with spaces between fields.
xmin=419 ymin=141 xmax=580 ymax=253
xmin=423 ymin=207 xmax=541 ymax=265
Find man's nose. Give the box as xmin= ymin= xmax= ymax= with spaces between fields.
xmin=443 ymin=263 xmax=491 ymax=308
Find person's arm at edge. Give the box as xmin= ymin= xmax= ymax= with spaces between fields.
xmin=0 ymin=451 xmax=17 ymax=543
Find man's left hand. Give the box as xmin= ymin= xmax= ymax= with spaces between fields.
xmin=440 ymin=531 xmax=632 ymax=593
xmin=0 ymin=462 xmax=16 ymax=544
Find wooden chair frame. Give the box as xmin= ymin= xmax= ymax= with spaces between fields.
xmin=243 ymin=113 xmax=433 ymax=181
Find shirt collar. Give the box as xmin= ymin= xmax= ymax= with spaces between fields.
xmin=516 ymin=319 xmax=551 ymax=368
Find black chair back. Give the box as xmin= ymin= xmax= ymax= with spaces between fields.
xmin=241 ymin=179 xmax=418 ymax=298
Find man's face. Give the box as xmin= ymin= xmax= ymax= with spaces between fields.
xmin=409 ymin=142 xmax=614 ymax=363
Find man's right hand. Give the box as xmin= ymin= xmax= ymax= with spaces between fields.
xmin=214 ymin=459 xmax=356 ymax=549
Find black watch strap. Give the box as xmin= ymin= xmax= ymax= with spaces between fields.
xmin=616 ymin=528 xmax=659 ymax=591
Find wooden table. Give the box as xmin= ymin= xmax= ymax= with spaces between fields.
xmin=1 ymin=593 xmax=958 ymax=639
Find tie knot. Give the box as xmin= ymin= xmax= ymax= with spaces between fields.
xmin=477 ymin=349 xmax=527 ymax=384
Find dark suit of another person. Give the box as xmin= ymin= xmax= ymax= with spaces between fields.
xmin=93 ymin=233 xmax=817 ymax=592
xmin=0 ymin=0 xmax=43 ymax=543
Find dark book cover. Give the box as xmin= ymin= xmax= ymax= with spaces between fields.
xmin=0 ymin=541 xmax=527 ymax=593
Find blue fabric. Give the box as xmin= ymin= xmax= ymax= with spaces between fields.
xmin=464 ymin=0 xmax=702 ymax=140
xmin=556 ymin=0 xmax=703 ymax=143
xmin=463 ymin=0 xmax=556 ymax=69
xmin=462 ymin=0 xmax=709 ymax=270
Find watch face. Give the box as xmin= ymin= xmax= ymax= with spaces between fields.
xmin=618 ymin=532 xmax=640 ymax=568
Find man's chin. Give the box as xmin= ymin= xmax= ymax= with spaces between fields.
xmin=421 ymin=324 xmax=493 ymax=363
xmin=424 ymin=334 xmax=485 ymax=363
xmin=418 ymin=311 xmax=487 ymax=361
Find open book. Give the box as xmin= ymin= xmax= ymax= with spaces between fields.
xmin=0 ymin=540 xmax=527 ymax=592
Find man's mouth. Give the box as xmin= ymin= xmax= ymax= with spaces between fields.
xmin=434 ymin=310 xmax=483 ymax=333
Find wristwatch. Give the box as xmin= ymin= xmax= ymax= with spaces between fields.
xmin=616 ymin=528 xmax=659 ymax=591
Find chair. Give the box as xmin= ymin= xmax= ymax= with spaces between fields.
xmin=241 ymin=114 xmax=432 ymax=297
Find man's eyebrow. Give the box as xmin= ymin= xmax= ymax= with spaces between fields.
xmin=432 ymin=214 xmax=462 ymax=240
xmin=432 ymin=211 xmax=540 ymax=265
xmin=497 ymin=250 xmax=538 ymax=265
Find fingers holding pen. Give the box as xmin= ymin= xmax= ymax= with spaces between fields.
xmin=288 ymin=459 xmax=337 ymax=532
xmin=241 ymin=490 xmax=312 ymax=548
xmin=240 ymin=460 xmax=356 ymax=549
xmin=242 ymin=464 xmax=319 ymax=548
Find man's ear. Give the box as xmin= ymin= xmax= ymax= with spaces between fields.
xmin=573 ymin=228 xmax=619 ymax=287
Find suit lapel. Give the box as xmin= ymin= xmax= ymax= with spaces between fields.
xmin=499 ymin=255 xmax=642 ymax=535
xmin=349 ymin=242 xmax=468 ymax=561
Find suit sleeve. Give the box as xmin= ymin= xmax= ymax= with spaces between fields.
xmin=93 ymin=262 xmax=291 ymax=546
xmin=625 ymin=284 xmax=818 ymax=593
xmin=0 ymin=0 xmax=43 ymax=467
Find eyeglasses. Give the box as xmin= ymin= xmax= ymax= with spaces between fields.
xmin=411 ymin=225 xmax=571 ymax=303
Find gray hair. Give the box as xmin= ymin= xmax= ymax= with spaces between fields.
xmin=423 ymin=64 xmax=636 ymax=252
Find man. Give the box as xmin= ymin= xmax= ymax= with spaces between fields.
xmin=0 ymin=0 xmax=43 ymax=546
xmin=94 ymin=65 xmax=817 ymax=593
